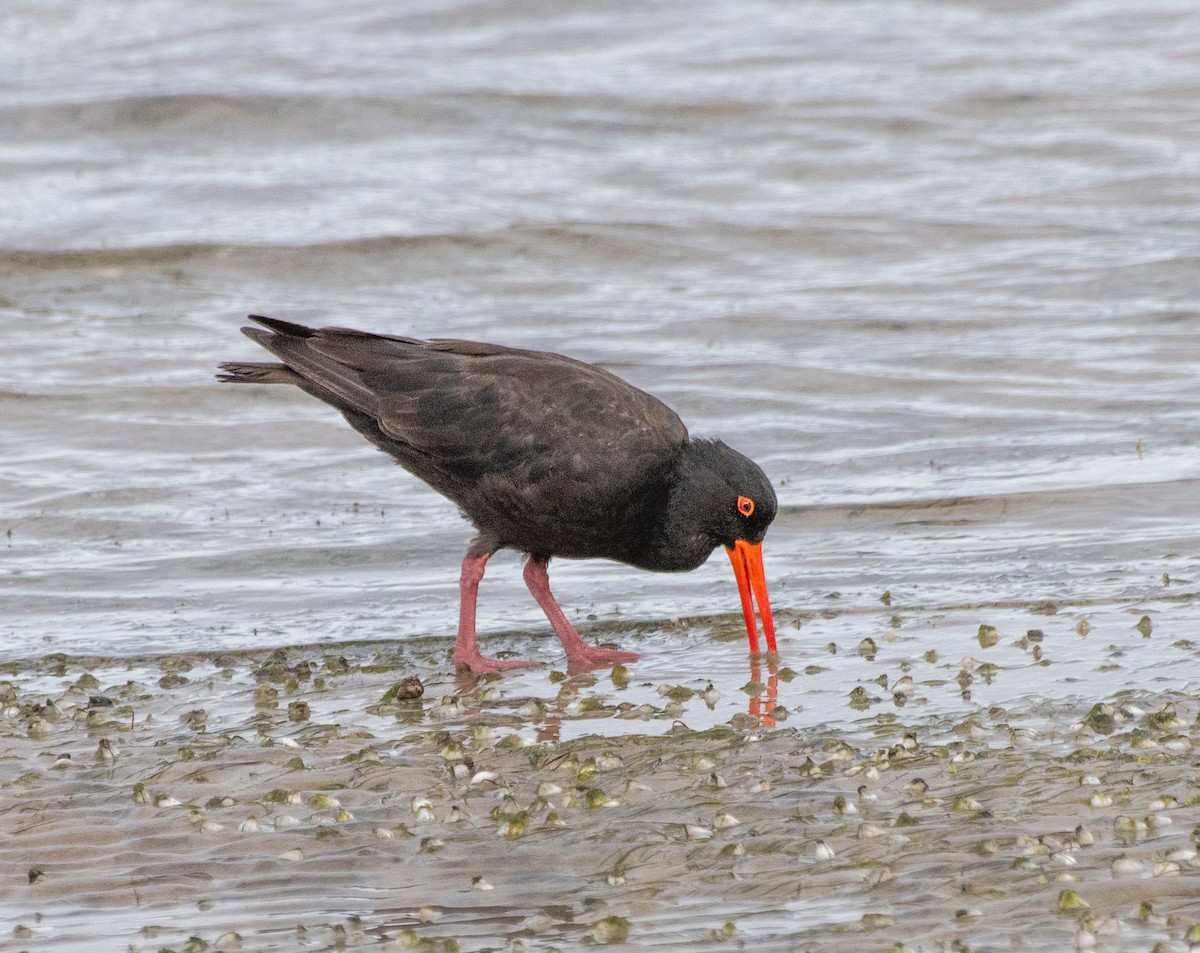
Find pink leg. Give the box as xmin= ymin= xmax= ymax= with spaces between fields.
xmin=454 ymin=552 xmax=540 ymax=674
xmin=523 ymin=556 xmax=639 ymax=668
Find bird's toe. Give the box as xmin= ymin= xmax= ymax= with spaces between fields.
xmin=564 ymin=645 xmax=640 ymax=670
xmin=454 ymin=650 xmax=541 ymax=675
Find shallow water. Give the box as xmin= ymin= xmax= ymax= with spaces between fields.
xmin=3 ymin=0 xmax=1200 ymax=948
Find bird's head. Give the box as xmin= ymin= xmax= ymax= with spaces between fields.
xmin=664 ymin=440 xmax=778 ymax=655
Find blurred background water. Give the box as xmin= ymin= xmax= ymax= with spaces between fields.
xmin=3 ymin=0 xmax=1199 ymax=698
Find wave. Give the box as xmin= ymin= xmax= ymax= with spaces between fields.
xmin=0 ymin=219 xmax=712 ymax=271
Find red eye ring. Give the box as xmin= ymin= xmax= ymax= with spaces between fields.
xmin=737 ymin=495 xmax=755 ymax=517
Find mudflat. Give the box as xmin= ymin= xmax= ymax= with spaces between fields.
xmin=4 ymin=630 xmax=1200 ymax=952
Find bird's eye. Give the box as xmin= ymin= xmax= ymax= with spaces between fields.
xmin=737 ymin=496 xmax=755 ymax=517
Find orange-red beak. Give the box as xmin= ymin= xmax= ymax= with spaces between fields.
xmin=726 ymin=539 xmax=777 ymax=655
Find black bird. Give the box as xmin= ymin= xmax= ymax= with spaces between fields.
xmin=218 ymin=315 xmax=777 ymax=673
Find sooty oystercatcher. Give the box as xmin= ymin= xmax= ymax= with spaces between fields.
xmin=219 ymin=315 xmax=777 ymax=673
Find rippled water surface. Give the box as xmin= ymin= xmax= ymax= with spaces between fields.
xmin=3 ymin=0 xmax=1200 ymax=949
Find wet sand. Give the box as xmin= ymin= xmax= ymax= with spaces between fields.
xmin=5 ymin=620 xmax=1200 ymax=953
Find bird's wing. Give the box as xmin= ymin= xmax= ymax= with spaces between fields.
xmin=243 ymin=319 xmax=688 ymax=524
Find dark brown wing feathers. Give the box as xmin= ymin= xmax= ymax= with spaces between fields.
xmin=219 ymin=317 xmax=689 ymax=559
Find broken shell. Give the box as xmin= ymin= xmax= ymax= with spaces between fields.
xmin=1057 ymin=889 xmax=1088 ymax=912
xmin=411 ymin=798 xmax=435 ymax=823
xmin=429 ymin=697 xmax=464 ymax=719
xmin=583 ymin=915 xmax=630 ymax=945
xmin=497 ymin=815 xmax=527 ymax=839
xmin=585 ymin=789 xmax=618 ymax=809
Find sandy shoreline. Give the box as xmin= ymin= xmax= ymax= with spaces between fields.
xmin=2 ymin=640 xmax=1200 ymax=952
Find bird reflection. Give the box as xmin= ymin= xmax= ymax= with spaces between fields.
xmin=454 ymin=648 xmax=781 ymax=739
xmin=748 ymin=654 xmax=779 ymax=727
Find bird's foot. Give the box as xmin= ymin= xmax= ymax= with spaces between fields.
xmin=454 ymin=649 xmax=541 ymax=675
xmin=563 ymin=644 xmax=640 ymax=671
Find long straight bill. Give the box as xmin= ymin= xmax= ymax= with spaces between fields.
xmin=726 ymin=539 xmax=777 ymax=655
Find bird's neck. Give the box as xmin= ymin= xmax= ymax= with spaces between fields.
xmin=642 ymin=440 xmax=728 ymax=572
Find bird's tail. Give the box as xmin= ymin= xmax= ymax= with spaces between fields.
xmin=216 ymin=361 xmax=303 ymax=384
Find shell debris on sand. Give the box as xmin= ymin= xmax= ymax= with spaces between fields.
xmin=3 ymin=621 xmax=1200 ymax=951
